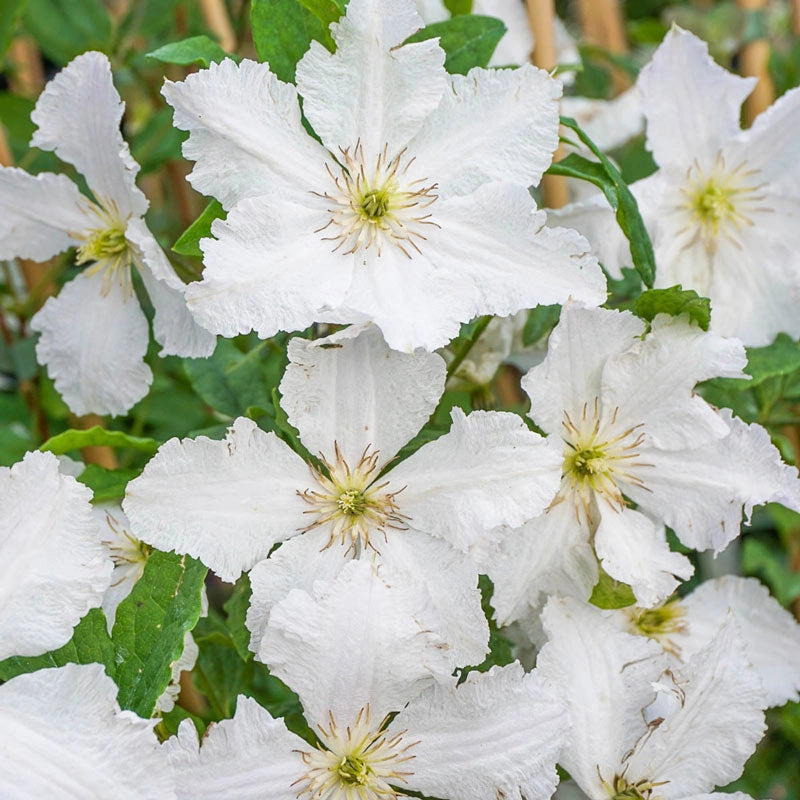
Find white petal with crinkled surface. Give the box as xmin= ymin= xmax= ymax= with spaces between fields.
xmin=262 ymin=559 xmax=451 ymax=726
xmin=636 ymin=26 xmax=755 ymax=167
xmin=394 ymin=664 xmax=566 ymax=800
xmin=629 ymin=409 xmax=800 ymax=552
xmin=537 ymin=596 xmax=668 ymax=796
xmin=31 ymin=51 xmax=147 ymax=218
xmin=625 ymin=622 xmax=766 ymax=796
xmin=411 ymin=65 xmax=561 ymax=195
xmin=0 ymin=168 xmax=90 ymax=261
xmin=164 ymin=697 xmax=304 ymax=800
xmin=280 ymin=324 xmax=445 ymax=466
xmin=680 ymin=576 xmax=800 ymax=708
xmin=594 ymin=505 xmax=693 ymax=608
xmin=0 ymin=664 xmax=172 ymax=799
xmin=0 ymin=452 xmax=111 ymax=660
xmin=297 ymin=0 xmax=445 ymax=160
xmin=163 ymin=58 xmax=327 ymax=209
xmin=123 ymin=418 xmax=310 ymax=581
xmin=30 ymin=270 xmax=152 ymax=416
xmin=391 ymin=408 xmax=562 ymax=550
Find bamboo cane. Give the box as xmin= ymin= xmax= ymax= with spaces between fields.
xmin=738 ymin=0 xmax=775 ymax=124
xmin=199 ymin=0 xmax=237 ymax=52
xmin=577 ymin=0 xmax=630 ymax=92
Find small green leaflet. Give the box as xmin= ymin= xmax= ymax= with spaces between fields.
xmin=77 ymin=464 xmax=142 ymax=503
xmin=173 ymin=199 xmax=226 ymax=258
xmin=547 ymin=116 xmax=656 ymax=288
xmin=589 ymin=567 xmax=636 ymax=609
xmin=146 ymin=35 xmax=233 ymax=68
xmin=40 ymin=426 xmax=160 ymax=456
xmin=635 ymin=286 xmax=711 ymax=331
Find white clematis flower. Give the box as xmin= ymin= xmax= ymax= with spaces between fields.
xmin=615 ymin=575 xmax=800 ymax=708
xmin=0 ymin=51 xmax=215 ymax=416
xmin=165 ymin=560 xmax=566 ymax=800
xmin=124 ymin=323 xmax=562 ymax=664
xmin=0 ymin=450 xmax=112 ymax=661
xmin=479 ymin=304 xmax=800 ymax=617
xmin=0 ymin=663 xmax=175 ymax=799
xmin=551 ymin=25 xmax=800 ymax=346
xmin=164 ymin=0 xmax=606 ymax=351
xmin=539 ymin=596 xmax=766 ymax=800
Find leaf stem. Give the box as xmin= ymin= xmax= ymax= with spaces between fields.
xmin=446 ymin=315 xmax=492 ymax=380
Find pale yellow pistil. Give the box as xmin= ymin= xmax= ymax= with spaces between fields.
xmin=294 ymin=706 xmax=418 ymax=800
xmin=100 ymin=511 xmax=152 ymax=587
xmin=680 ymin=153 xmax=768 ymax=253
xmin=314 ymin=141 xmax=440 ymax=258
xmin=298 ymin=443 xmax=408 ymax=555
xmin=603 ymin=773 xmax=667 ymax=800
xmin=74 ymin=202 xmax=134 ymax=297
xmin=625 ymin=600 xmax=688 ymax=656
xmin=559 ymin=398 xmax=651 ymax=519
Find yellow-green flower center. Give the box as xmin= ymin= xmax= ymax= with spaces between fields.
xmin=76 ymin=224 xmax=129 ymax=265
xmin=605 ymin=775 xmax=665 ymax=800
xmin=359 ymin=188 xmax=392 ymax=221
xmin=337 ymin=755 xmax=371 ymax=786
xmin=337 ymin=488 xmax=367 ymax=516
xmin=626 ymin=599 xmax=687 ymax=655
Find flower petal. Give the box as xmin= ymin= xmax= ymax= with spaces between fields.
xmin=0 ymin=168 xmax=90 ymax=261
xmin=390 ymin=408 xmax=562 ymax=549
xmin=296 ymin=0 xmax=446 ymax=159
xmin=680 ymin=576 xmax=800 ymax=708
xmin=280 ymin=323 xmax=445 ymax=467
xmin=0 ymin=452 xmax=111 ymax=660
xmin=0 ymin=663 xmax=173 ymax=799
xmin=163 ymin=58 xmax=327 ymax=209
xmin=164 ymin=698 xmax=305 ymax=800
xmin=30 ymin=270 xmax=153 ymax=416
xmin=636 ymin=26 xmax=755 ymax=167
xmin=123 ymin=418 xmax=310 ymax=582
xmin=395 ymin=664 xmax=566 ymax=800
xmin=411 ymin=65 xmax=561 ymax=196
xmin=30 ymin=51 xmax=147 ymax=218
xmin=262 ymin=559 xmax=452 ymax=726
xmin=594 ymin=506 xmax=694 ymax=608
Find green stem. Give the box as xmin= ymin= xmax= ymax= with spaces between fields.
xmin=445 ymin=315 xmax=492 ymax=381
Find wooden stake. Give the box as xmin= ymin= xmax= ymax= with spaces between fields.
xmin=199 ymin=0 xmax=237 ymax=52
xmin=7 ymin=36 xmax=45 ymax=97
xmin=793 ymin=0 xmax=800 ymax=37
xmin=71 ymin=414 xmax=120 ymax=470
xmin=577 ymin=0 xmax=630 ymax=92
xmin=525 ymin=0 xmax=569 ymax=208
xmin=738 ymin=0 xmax=775 ymax=124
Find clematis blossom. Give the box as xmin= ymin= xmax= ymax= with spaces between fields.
xmin=124 ymin=323 xmax=562 ymax=665
xmin=0 ymin=663 xmax=175 ymax=798
xmin=164 ymin=560 xmax=566 ymax=800
xmin=479 ymin=304 xmax=800 ymax=618
xmin=0 ymin=450 xmax=111 ymax=661
xmin=0 ymin=51 xmax=215 ymax=416
xmin=551 ymin=25 xmax=800 ymax=346
xmin=164 ymin=0 xmax=606 ymax=351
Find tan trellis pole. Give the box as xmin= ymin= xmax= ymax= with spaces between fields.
xmin=577 ymin=0 xmax=630 ymax=91
xmin=738 ymin=0 xmax=775 ymax=124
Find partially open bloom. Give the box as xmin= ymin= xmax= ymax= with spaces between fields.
xmin=0 ymin=51 xmax=215 ymax=415
xmin=0 ymin=451 xmax=111 ymax=660
xmin=125 ymin=323 xmax=562 ymax=664
xmin=551 ymin=26 xmax=800 ymax=346
xmin=164 ymin=0 xmax=605 ymax=351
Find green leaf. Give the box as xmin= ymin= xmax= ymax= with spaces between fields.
xmin=40 ymin=426 xmax=160 ymax=457
xmin=406 ymin=15 xmax=505 ymax=75
xmin=223 ymin=574 xmax=254 ymax=662
xmin=0 ymin=0 xmax=27 ymax=57
xmin=461 ymin=576 xmax=514 ymax=676
xmin=113 ymin=550 xmax=207 ymax=717
xmin=9 ymin=335 xmax=37 ymax=380
xmin=743 ymin=334 xmax=800 ymax=387
xmin=23 ymin=0 xmax=111 ymax=64
xmin=251 ymin=0 xmax=332 ymax=83
xmin=548 ymin=117 xmax=656 ymax=288
xmin=130 ymin=107 xmax=186 ymax=175
xmin=297 ymin=0 xmax=345 ymax=28
xmin=0 ymin=608 xmax=114 ymax=681
xmin=635 ymin=286 xmax=711 ymax=331
xmin=173 ymin=199 xmax=226 ymax=258
xmin=589 ymin=567 xmax=636 ymax=609
xmin=522 ymin=304 xmax=561 ymax=346
xmin=77 ymin=464 xmax=142 ymax=503
xmin=147 ymin=35 xmax=233 ymax=68
xmin=444 ymin=0 xmax=472 ymax=14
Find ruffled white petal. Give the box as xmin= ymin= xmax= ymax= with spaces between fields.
xmin=280 ymin=323 xmax=445 ymax=467
xmin=630 ymin=409 xmax=800 ymax=552
xmin=296 ymin=0 xmax=445 ymax=160
xmin=537 ymin=596 xmax=668 ymax=796
xmin=0 ymin=451 xmax=111 ymax=660
xmin=164 ymin=697 xmax=305 ymax=799
xmin=262 ymin=559 xmax=452 ymax=727
xmin=31 ymin=270 xmax=153 ymax=416
xmin=0 ymin=664 xmax=173 ymax=799
xmin=625 ymin=621 xmax=767 ymax=796
xmin=390 ymin=408 xmax=562 ymax=550
xmin=394 ymin=664 xmax=566 ymax=800
xmin=411 ymin=65 xmax=561 ymax=196
xmin=594 ymin=506 xmax=694 ymax=608
xmin=30 ymin=51 xmax=147 ymax=218
xmin=188 ymin=193 xmax=350 ymax=339
xmin=680 ymin=576 xmax=800 ymax=708
xmin=636 ymin=26 xmax=755 ymax=167
xmin=163 ymin=58 xmax=327 ymax=209
xmin=0 ymin=168 xmax=90 ymax=261
xmin=123 ymin=418 xmax=310 ymax=582
xmin=561 ymin=86 xmax=644 ymax=153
